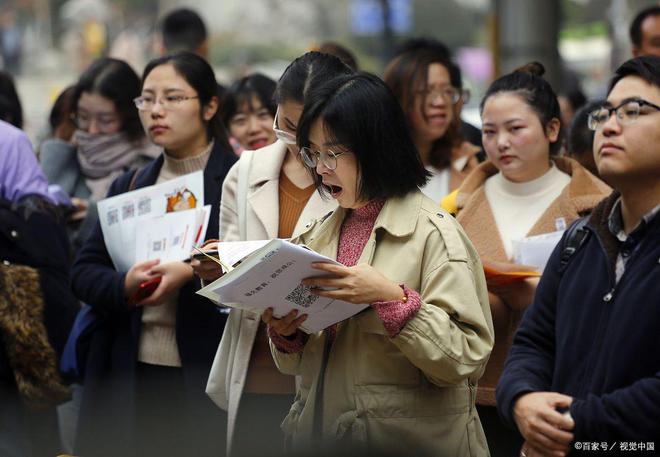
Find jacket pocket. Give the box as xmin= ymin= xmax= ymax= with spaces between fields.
xmin=333 ymin=410 xmax=367 ymax=443
xmin=280 ymin=397 xmax=305 ymax=439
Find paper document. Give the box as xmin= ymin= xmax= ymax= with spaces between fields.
xmin=97 ymin=171 xmax=205 ymax=271
xmin=512 ymin=230 xmax=564 ymax=273
xmin=135 ymin=205 xmax=211 ymax=264
xmin=196 ymin=239 xmax=368 ymax=333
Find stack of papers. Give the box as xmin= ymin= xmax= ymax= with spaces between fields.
xmin=97 ymin=171 xmax=210 ymax=271
xmin=512 ymin=230 xmax=565 ymax=273
xmin=197 ymin=239 xmax=369 ymax=333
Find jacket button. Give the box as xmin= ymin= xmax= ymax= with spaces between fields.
xmin=436 ymin=213 xmax=444 ymax=218
xmin=10 ymin=230 xmax=18 ymax=238
xmin=305 ymin=221 xmax=312 ymax=228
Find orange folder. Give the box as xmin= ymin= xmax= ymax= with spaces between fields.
xmin=483 ymin=265 xmax=541 ymax=287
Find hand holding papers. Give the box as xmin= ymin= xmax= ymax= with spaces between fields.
xmin=97 ymin=171 xmax=208 ymax=271
xmin=196 ymin=239 xmax=369 ymax=333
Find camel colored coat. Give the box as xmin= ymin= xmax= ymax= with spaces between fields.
xmin=455 ymin=156 xmax=611 ymax=405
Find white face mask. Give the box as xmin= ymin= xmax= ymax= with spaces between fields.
xmin=272 ymin=106 xmax=297 ymax=145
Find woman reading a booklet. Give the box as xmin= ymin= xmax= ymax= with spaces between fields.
xmin=70 ymin=52 xmax=236 ymax=457
xmin=198 ymin=52 xmax=351 ymax=457
xmin=262 ymin=72 xmax=494 ymax=456
xmin=449 ymin=63 xmax=610 ymax=455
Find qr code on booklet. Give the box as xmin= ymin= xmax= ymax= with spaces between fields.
xmin=285 ymin=283 xmax=319 ymax=308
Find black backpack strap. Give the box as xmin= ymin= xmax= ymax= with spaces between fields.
xmin=559 ymin=216 xmax=590 ymax=272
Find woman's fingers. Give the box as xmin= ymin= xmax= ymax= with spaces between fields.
xmin=262 ymin=308 xmax=307 ymax=336
xmin=310 ymin=262 xmax=349 ymax=275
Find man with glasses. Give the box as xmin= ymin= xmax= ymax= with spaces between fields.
xmin=497 ymin=55 xmax=660 ymax=456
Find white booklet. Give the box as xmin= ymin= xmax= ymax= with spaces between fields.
xmin=196 ymin=239 xmax=369 ymax=333
xmin=97 ymin=171 xmax=204 ymax=271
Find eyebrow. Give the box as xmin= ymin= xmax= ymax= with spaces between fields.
xmin=482 ymin=118 xmax=525 ymax=127
xmin=76 ymin=108 xmax=116 ymax=117
xmin=603 ymin=96 xmax=644 ymax=107
xmin=282 ymin=116 xmax=297 ymax=130
xmin=141 ymin=88 xmax=187 ymax=95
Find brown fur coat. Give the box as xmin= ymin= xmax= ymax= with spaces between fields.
xmin=455 ymin=156 xmax=612 ymax=405
xmin=0 ymin=263 xmax=71 ymax=408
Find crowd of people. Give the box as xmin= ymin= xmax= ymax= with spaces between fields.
xmin=1 ymin=5 xmax=659 ymax=457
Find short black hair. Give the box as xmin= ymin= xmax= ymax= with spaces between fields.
xmin=297 ymin=72 xmax=429 ymax=201
xmin=629 ymin=6 xmax=660 ymax=48
xmin=608 ymin=55 xmax=660 ymax=94
xmin=566 ymin=100 xmax=601 ymax=159
xmin=142 ymin=52 xmax=230 ymax=149
xmin=274 ymin=51 xmax=353 ymax=106
xmin=481 ymin=62 xmax=563 ymax=155
xmin=74 ymin=58 xmax=144 ymax=141
xmin=0 ymin=71 xmax=23 ymax=128
xmin=220 ymin=73 xmax=277 ymax=128
xmin=161 ymin=8 xmax=207 ymax=54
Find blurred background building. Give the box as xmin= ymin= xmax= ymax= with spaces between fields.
xmin=0 ymin=0 xmax=658 ymax=139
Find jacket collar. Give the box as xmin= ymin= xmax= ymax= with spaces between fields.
xmin=247 ymin=141 xmax=288 ymax=186
xmin=313 ymin=191 xmax=422 ymax=243
xmin=456 ymin=156 xmax=609 ymax=215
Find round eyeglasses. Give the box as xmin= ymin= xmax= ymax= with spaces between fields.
xmin=300 ymin=147 xmax=347 ymax=170
xmin=588 ymin=99 xmax=660 ymax=131
xmin=416 ymin=85 xmax=461 ymax=105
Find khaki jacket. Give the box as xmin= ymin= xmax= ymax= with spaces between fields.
xmin=455 ymin=156 xmax=611 ymax=405
xmin=205 ymin=140 xmax=336 ymax=454
xmin=270 ymin=191 xmax=494 ymax=456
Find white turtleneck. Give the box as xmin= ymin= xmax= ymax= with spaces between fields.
xmin=485 ymin=163 xmax=570 ymax=259
xmin=138 ymin=141 xmax=213 ymax=368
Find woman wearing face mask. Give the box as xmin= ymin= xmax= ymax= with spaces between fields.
xmin=384 ymin=45 xmax=482 ymax=202
xmin=197 ymin=52 xmax=351 ymax=457
xmin=220 ymin=73 xmax=277 ymax=154
xmin=71 ymin=52 xmax=237 ymax=457
xmin=452 ymin=63 xmax=610 ymax=456
xmin=40 ymin=58 xmax=158 ymax=250
xmin=262 ymin=73 xmax=494 ymax=456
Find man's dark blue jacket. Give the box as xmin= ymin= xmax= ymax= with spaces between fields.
xmin=497 ymin=191 xmax=660 ymax=441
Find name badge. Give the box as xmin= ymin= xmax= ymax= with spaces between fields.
xmin=555 ymin=217 xmax=567 ymax=231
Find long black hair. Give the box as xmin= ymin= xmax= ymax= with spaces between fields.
xmin=297 ymin=72 xmax=429 ymax=201
xmin=74 ymin=58 xmax=144 ymax=141
xmin=274 ymin=51 xmax=353 ymax=105
xmin=142 ymin=52 xmax=230 ymax=149
xmin=0 ymin=71 xmax=23 ymax=129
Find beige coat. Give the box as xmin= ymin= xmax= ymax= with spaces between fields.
xmin=205 ymin=140 xmax=336 ymax=454
xmin=455 ymin=156 xmax=611 ymax=406
xmin=270 ymin=191 xmax=494 ymax=456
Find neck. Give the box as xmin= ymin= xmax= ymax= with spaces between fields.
xmin=619 ymin=180 xmax=660 ymax=233
xmin=166 ymin=135 xmax=210 ymax=159
xmin=282 ymin=144 xmax=314 ymax=188
xmin=414 ymin=138 xmax=432 ymax=166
